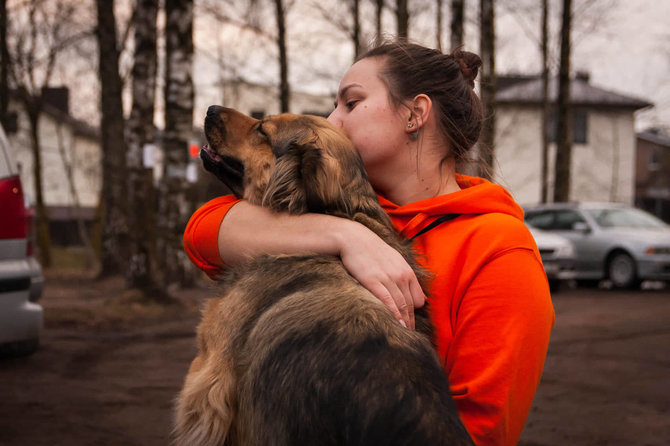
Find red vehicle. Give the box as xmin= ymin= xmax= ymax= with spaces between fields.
xmin=0 ymin=124 xmax=43 ymax=357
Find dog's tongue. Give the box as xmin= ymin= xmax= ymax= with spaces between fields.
xmin=202 ymin=144 xmax=222 ymax=162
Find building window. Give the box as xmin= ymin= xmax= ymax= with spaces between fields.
xmin=648 ymin=148 xmax=660 ymax=171
xmin=548 ymin=109 xmax=588 ymax=144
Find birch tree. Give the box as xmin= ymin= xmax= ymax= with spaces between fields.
xmin=96 ymin=0 xmax=130 ymax=276
xmin=160 ymin=0 xmax=194 ymax=288
xmin=126 ymin=0 xmax=161 ymax=296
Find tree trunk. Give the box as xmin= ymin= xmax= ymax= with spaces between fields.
xmin=274 ymin=0 xmax=289 ymax=112
xmin=540 ymin=0 xmax=550 ymax=203
xmin=126 ymin=0 xmax=162 ymax=297
xmin=479 ymin=0 xmax=495 ymax=179
xmin=450 ymin=0 xmax=464 ymax=50
xmin=436 ymin=0 xmax=443 ymax=51
xmin=0 ymin=0 xmax=8 ymax=130
xmin=553 ymin=0 xmax=572 ymax=202
xmin=26 ymin=105 xmax=52 ymax=267
xmin=375 ymin=0 xmax=383 ymax=46
xmin=96 ymin=0 xmax=130 ymax=277
xmin=396 ymin=0 xmax=409 ymax=40
xmin=161 ymin=0 xmax=195 ymax=289
xmin=351 ymin=0 xmax=361 ymax=59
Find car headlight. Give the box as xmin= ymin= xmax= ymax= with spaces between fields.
xmin=645 ymin=246 xmax=670 ymax=255
xmin=555 ymin=243 xmax=576 ymax=258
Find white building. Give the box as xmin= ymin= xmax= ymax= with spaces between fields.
xmin=494 ymin=73 xmax=651 ymax=206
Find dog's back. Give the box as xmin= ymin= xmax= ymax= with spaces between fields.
xmin=206 ymin=255 xmax=473 ymax=446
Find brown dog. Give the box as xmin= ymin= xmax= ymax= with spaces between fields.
xmin=173 ymin=106 xmax=473 ymax=446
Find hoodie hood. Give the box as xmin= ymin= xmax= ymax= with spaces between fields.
xmin=378 ymin=174 xmax=525 ymax=239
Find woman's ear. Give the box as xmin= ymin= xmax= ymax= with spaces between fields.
xmin=407 ymin=94 xmax=433 ymax=132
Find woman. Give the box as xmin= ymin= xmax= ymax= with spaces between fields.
xmin=184 ymin=41 xmax=554 ymax=446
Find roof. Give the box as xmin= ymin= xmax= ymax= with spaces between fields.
xmin=637 ymin=129 xmax=670 ymax=148
xmin=496 ymin=75 xmax=652 ymax=110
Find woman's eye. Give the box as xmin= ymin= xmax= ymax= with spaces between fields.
xmin=346 ymin=100 xmax=358 ymax=110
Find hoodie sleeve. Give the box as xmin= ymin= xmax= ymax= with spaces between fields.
xmin=446 ymin=247 xmax=554 ymax=446
xmin=183 ymin=195 xmax=243 ymax=279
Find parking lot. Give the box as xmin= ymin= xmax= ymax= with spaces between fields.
xmin=0 ymin=274 xmax=668 ymax=445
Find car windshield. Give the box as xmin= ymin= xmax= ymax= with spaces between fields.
xmin=585 ymin=208 xmax=667 ymax=229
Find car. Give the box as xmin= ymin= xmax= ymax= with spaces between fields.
xmin=524 ymin=202 xmax=670 ymax=289
xmin=527 ymin=225 xmax=576 ymax=291
xmin=0 ymin=123 xmax=44 ymax=357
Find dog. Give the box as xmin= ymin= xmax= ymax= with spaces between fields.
xmin=173 ymin=106 xmax=473 ymax=446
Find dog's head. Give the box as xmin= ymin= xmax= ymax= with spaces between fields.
xmin=202 ymin=106 xmax=379 ymax=216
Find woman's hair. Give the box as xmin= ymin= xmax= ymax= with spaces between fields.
xmin=358 ymin=41 xmax=484 ymax=167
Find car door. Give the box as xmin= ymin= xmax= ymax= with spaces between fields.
xmin=526 ymin=209 xmax=602 ymax=279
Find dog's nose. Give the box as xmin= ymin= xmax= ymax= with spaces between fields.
xmin=207 ymin=105 xmax=223 ymax=117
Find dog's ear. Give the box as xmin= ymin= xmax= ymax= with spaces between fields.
xmin=262 ymin=134 xmax=356 ymax=214
xmin=262 ymin=118 xmax=385 ymax=218
xmin=261 ymin=142 xmax=310 ymax=214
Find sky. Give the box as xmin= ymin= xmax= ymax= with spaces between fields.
xmin=190 ymin=0 xmax=670 ymax=133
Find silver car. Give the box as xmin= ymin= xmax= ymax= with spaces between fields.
xmin=527 ymin=225 xmax=576 ymax=291
xmin=524 ymin=202 xmax=670 ymax=289
xmin=0 ymin=124 xmax=43 ymax=357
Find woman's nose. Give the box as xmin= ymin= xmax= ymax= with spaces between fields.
xmin=327 ymin=110 xmax=341 ymax=128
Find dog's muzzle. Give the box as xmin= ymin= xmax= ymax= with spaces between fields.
xmin=200 ymin=144 xmax=245 ymax=197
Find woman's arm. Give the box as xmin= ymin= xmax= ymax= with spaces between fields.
xmin=190 ymin=199 xmax=425 ymax=328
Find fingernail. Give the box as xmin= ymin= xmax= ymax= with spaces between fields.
xmin=399 ymin=320 xmax=407 ymax=328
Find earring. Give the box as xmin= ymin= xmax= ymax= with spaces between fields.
xmin=407 ymin=122 xmax=414 ymax=129
xmin=409 ymin=131 xmax=418 ymax=141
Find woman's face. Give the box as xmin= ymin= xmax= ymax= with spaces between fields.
xmin=327 ymin=57 xmax=409 ymax=184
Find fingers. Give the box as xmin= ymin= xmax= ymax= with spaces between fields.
xmin=367 ymin=282 xmax=407 ymax=327
xmin=408 ymin=277 xmax=427 ymax=309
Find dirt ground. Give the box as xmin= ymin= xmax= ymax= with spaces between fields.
xmin=1 ymin=271 xmax=669 ymax=446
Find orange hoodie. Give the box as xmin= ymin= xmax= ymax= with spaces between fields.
xmin=183 ymin=174 xmax=555 ymax=446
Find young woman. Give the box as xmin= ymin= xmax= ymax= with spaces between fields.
xmin=184 ymin=41 xmax=554 ymax=446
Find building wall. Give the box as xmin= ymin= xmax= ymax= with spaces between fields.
xmin=635 ymin=135 xmax=670 ymax=222
xmin=219 ymin=82 xmax=334 ymax=117
xmin=495 ymin=105 xmax=636 ymax=206
xmin=7 ymin=103 xmax=101 ymax=210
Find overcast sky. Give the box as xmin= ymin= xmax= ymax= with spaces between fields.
xmin=190 ymin=0 xmax=669 ymax=132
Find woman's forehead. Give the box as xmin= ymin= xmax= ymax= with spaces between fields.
xmin=339 ymin=58 xmax=385 ymax=93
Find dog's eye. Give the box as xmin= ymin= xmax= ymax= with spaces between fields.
xmin=257 ymin=124 xmax=268 ymax=140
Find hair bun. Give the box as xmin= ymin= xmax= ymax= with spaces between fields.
xmin=451 ymin=50 xmax=481 ymax=88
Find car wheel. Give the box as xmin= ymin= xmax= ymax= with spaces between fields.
xmin=608 ymin=252 xmax=639 ymax=289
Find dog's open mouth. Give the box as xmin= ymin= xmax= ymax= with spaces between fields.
xmin=200 ymin=144 xmax=245 ymax=196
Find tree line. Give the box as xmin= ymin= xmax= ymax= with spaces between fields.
xmin=0 ymin=0 xmax=582 ymax=299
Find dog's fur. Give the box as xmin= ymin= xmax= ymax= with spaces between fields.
xmin=173 ymin=106 xmax=473 ymax=446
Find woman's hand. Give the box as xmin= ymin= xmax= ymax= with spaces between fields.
xmin=219 ymin=202 xmax=425 ymax=328
xmin=336 ymin=221 xmax=426 ymax=329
